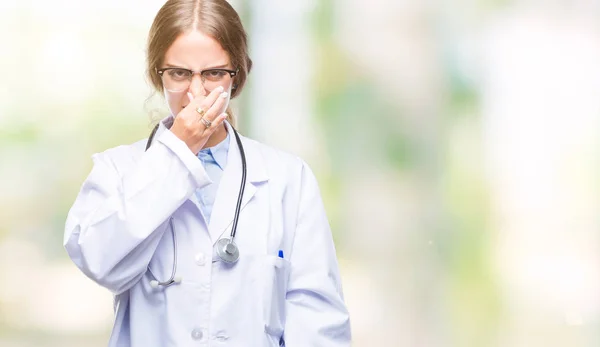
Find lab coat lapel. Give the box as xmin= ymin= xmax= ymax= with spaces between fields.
xmin=208 ymin=121 xmax=268 ymax=242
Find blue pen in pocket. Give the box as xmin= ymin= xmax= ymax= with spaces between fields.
xmin=278 ymin=250 xmax=284 ymax=258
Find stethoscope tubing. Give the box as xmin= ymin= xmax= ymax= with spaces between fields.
xmin=145 ymin=122 xmax=247 ymax=287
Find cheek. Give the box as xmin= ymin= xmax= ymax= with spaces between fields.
xmin=164 ymin=90 xmax=187 ymax=116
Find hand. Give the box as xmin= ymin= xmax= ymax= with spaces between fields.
xmin=170 ymin=86 xmax=229 ymax=154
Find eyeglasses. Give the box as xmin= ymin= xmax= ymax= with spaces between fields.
xmin=156 ymin=67 xmax=238 ymax=93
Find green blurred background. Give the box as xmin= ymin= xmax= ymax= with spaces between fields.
xmin=1 ymin=0 xmax=599 ymax=346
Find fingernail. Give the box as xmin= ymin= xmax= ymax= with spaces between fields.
xmin=221 ymin=113 xmax=228 ymax=119
xmin=217 ymin=86 xmax=224 ymax=92
xmin=187 ymin=92 xmax=194 ymax=101
xmin=220 ymin=92 xmax=229 ymax=98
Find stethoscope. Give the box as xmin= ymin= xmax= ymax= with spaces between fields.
xmin=144 ymin=120 xmax=247 ymax=288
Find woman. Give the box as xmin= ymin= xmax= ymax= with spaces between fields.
xmin=63 ymin=0 xmax=351 ymax=346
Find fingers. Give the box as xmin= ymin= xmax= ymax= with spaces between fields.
xmin=170 ymin=86 xmax=230 ymax=154
xmin=205 ymin=113 xmax=228 ymax=132
xmin=190 ymin=85 xmax=225 ymax=118
xmin=202 ymin=89 xmax=229 ymax=124
xmin=187 ymin=88 xmax=229 ymax=135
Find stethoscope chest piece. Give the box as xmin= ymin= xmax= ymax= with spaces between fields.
xmin=146 ymin=125 xmax=246 ymax=278
xmin=214 ymin=237 xmax=240 ymax=264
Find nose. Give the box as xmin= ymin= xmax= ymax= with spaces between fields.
xmin=188 ymin=74 xmax=208 ymax=97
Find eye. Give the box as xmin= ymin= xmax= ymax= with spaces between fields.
xmin=203 ymin=69 xmax=228 ymax=81
xmin=167 ymin=68 xmax=191 ymax=80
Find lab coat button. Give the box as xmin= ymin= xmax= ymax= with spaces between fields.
xmin=195 ymin=253 xmax=206 ymax=266
xmin=215 ymin=332 xmax=229 ymax=342
xmin=191 ymin=328 xmax=203 ymax=340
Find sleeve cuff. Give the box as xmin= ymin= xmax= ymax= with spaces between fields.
xmin=157 ymin=129 xmax=212 ymax=189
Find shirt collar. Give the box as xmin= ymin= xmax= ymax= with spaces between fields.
xmin=198 ymin=130 xmax=230 ymax=170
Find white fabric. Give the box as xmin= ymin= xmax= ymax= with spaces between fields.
xmin=64 ymin=119 xmax=351 ymax=346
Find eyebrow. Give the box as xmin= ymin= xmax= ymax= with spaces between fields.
xmin=164 ymin=63 xmax=230 ymax=70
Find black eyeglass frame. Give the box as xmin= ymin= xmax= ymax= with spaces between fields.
xmin=155 ymin=67 xmax=239 ymax=79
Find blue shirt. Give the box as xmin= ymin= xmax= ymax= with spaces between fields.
xmin=195 ymin=131 xmax=230 ymax=224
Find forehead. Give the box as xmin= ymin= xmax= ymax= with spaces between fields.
xmin=163 ymin=30 xmax=230 ymax=69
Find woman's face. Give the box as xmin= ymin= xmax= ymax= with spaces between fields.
xmin=161 ymin=30 xmax=234 ymax=116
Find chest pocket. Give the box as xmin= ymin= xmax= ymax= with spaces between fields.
xmin=210 ymin=254 xmax=291 ymax=344
xmin=259 ymin=255 xmax=292 ymax=340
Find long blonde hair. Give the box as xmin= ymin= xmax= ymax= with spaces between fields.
xmin=146 ymin=0 xmax=252 ymax=127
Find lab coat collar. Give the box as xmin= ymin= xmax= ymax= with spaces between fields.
xmin=151 ymin=115 xmax=268 ymax=184
xmin=147 ymin=115 xmax=173 ymax=149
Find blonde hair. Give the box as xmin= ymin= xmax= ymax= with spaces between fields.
xmin=146 ymin=0 xmax=252 ymax=127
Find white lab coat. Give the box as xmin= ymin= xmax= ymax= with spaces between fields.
xmin=64 ymin=118 xmax=351 ymax=347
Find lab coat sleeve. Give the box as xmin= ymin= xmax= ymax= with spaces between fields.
xmin=64 ymin=130 xmax=211 ymax=295
xmin=283 ymin=162 xmax=352 ymax=346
